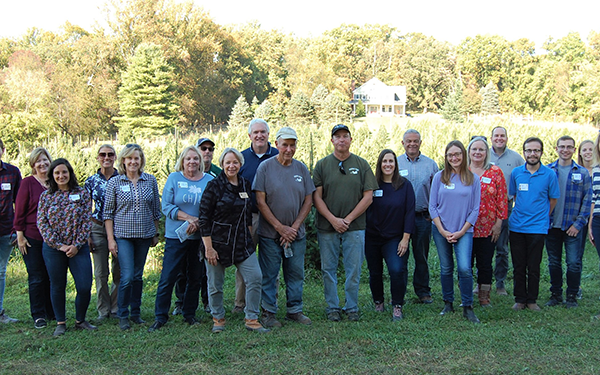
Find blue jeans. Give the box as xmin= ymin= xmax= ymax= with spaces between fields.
xmin=42 ymin=243 xmax=93 ymax=322
xmin=22 ymin=237 xmax=54 ymax=321
xmin=116 ymin=238 xmax=151 ymax=319
xmin=545 ymin=228 xmax=583 ymax=296
xmin=259 ymin=236 xmax=306 ymax=314
xmin=318 ymin=230 xmax=365 ymax=313
xmin=365 ymin=234 xmax=408 ymax=306
xmin=206 ymin=252 xmax=262 ymax=320
xmin=432 ymin=226 xmax=474 ymax=306
xmin=410 ymin=215 xmax=432 ymax=297
xmin=0 ymin=234 xmax=14 ymax=312
xmin=154 ymin=238 xmax=202 ymax=323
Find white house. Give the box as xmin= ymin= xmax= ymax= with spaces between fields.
xmin=350 ymin=77 xmax=407 ymax=117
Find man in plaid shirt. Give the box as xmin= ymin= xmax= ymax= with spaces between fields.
xmin=545 ymin=135 xmax=592 ymax=308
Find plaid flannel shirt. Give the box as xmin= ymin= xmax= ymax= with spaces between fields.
xmin=547 ymin=160 xmax=592 ymax=231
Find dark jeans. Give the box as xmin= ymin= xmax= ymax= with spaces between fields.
xmin=42 ymin=243 xmax=93 ymax=323
xmin=365 ymin=234 xmax=409 ymax=306
xmin=154 ymin=238 xmax=203 ymax=323
xmin=116 ymin=237 xmax=151 ymax=319
xmin=174 ymin=256 xmax=208 ymax=309
xmin=591 ymin=216 xmax=600 ymax=271
xmin=545 ymin=228 xmax=583 ymax=296
xmin=410 ymin=215 xmax=432 ymax=297
xmin=494 ymin=217 xmax=510 ymax=289
xmin=22 ymin=237 xmax=55 ymax=321
xmin=510 ymin=231 xmax=545 ymax=304
xmin=472 ymin=236 xmax=495 ymax=285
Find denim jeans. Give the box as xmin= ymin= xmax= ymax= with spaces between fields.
xmin=206 ymin=252 xmax=262 ymax=320
xmin=472 ymin=236 xmax=495 ymax=285
xmin=318 ymin=230 xmax=365 ymax=313
xmin=154 ymin=238 xmax=202 ymax=323
xmin=90 ymin=222 xmax=120 ymax=317
xmin=545 ymin=228 xmax=583 ymax=296
xmin=0 ymin=234 xmax=14 ymax=312
xmin=591 ymin=216 xmax=600 ymax=271
xmin=42 ymin=243 xmax=93 ymax=322
xmin=410 ymin=215 xmax=432 ymax=298
xmin=258 ymin=236 xmax=306 ymax=314
xmin=432 ymin=226 xmax=474 ymax=306
xmin=22 ymin=237 xmax=55 ymax=321
xmin=116 ymin=238 xmax=151 ymax=319
xmin=510 ymin=231 xmax=545 ymax=304
xmin=365 ymin=234 xmax=408 ymax=306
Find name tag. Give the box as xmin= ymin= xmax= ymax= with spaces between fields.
xmin=519 ymin=183 xmax=529 ymax=191
xmin=178 ymin=181 xmax=189 ymax=188
xmin=121 ymin=185 xmax=131 ymax=192
xmin=490 ymin=162 xmax=495 ymax=165
xmin=239 ymin=192 xmax=249 ymax=199
xmin=374 ymin=189 xmax=383 ymax=197
xmin=69 ymin=194 xmax=81 ymax=201
xmin=444 ymin=183 xmax=455 ymax=190
xmin=481 ymin=177 xmax=492 ymax=184
xmin=1 ymin=183 xmax=10 ymax=191
xmin=400 ymin=169 xmax=408 ymax=177
xmin=573 ymin=174 xmax=581 ymax=181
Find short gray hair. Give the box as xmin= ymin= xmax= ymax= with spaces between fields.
xmin=218 ymin=147 xmax=245 ymax=168
xmin=174 ymin=146 xmax=205 ymax=173
xmin=403 ymin=129 xmax=421 ymax=140
xmin=467 ymin=136 xmax=492 ymax=170
xmin=248 ymin=118 xmax=269 ymax=135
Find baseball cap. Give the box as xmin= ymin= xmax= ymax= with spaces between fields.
xmin=196 ymin=137 xmax=215 ymax=147
xmin=331 ymin=124 xmax=351 ymax=137
xmin=276 ymin=127 xmax=298 ymax=140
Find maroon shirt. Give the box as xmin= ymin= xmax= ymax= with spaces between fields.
xmin=0 ymin=161 xmax=21 ymax=236
xmin=14 ymin=176 xmax=46 ymax=241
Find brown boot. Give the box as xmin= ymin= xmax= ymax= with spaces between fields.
xmin=245 ymin=319 xmax=270 ymax=333
xmin=478 ymin=284 xmax=492 ymax=307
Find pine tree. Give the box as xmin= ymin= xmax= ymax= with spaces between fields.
xmin=116 ymin=43 xmax=179 ymax=140
xmin=320 ymin=90 xmax=352 ymax=126
xmin=229 ymin=95 xmax=253 ymax=127
xmin=254 ymin=99 xmax=273 ymax=122
xmin=311 ymin=84 xmax=329 ymax=123
xmin=250 ymin=96 xmax=260 ymax=114
xmin=441 ymin=79 xmax=466 ymax=123
xmin=286 ymin=91 xmax=315 ymax=126
xmin=355 ymin=100 xmax=366 ymax=117
xmin=479 ymin=81 xmax=500 ymax=115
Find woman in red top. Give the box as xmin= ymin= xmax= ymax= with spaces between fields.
xmin=468 ymin=136 xmax=508 ymax=307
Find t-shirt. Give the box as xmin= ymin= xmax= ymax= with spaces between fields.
xmin=429 ymin=172 xmax=481 ymax=233
xmin=313 ymin=153 xmax=378 ymax=232
xmin=366 ymin=181 xmax=416 ymax=239
xmin=252 ymin=157 xmax=316 ymax=239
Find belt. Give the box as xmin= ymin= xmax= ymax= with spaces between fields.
xmin=415 ymin=211 xmax=429 ymax=217
xmin=91 ymin=218 xmax=104 ymax=226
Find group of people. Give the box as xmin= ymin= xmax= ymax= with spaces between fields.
xmin=1 ymin=121 xmax=600 ymax=336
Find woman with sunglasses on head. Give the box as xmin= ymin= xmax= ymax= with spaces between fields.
xmin=104 ymin=144 xmax=161 ymax=331
xmin=468 ymin=136 xmax=507 ymax=308
xmin=84 ymin=145 xmax=120 ymax=322
xmin=37 ymin=158 xmax=95 ymax=336
xmin=430 ymin=140 xmax=481 ymax=323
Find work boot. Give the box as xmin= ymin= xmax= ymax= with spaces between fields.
xmin=463 ymin=306 xmax=480 ymax=323
xmin=211 ymin=317 xmax=226 ymax=333
xmin=261 ymin=309 xmax=282 ymax=328
xmin=478 ymin=284 xmax=492 ymax=307
xmin=545 ymin=293 xmax=563 ymax=307
xmin=439 ymin=301 xmax=454 ymax=315
xmin=245 ymin=319 xmax=270 ymax=333
xmin=565 ymin=294 xmax=578 ymax=308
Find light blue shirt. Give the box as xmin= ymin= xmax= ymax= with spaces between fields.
xmin=397 ymin=153 xmax=438 ymax=212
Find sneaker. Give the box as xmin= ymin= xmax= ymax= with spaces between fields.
xmin=565 ymin=294 xmax=578 ymax=308
xmin=392 ymin=305 xmax=403 ymax=322
xmin=374 ymin=301 xmax=384 ymax=312
xmin=346 ymin=311 xmax=359 ymax=322
xmin=512 ymin=303 xmax=526 ymax=311
xmin=261 ymin=310 xmax=282 ymax=328
xmin=285 ymin=312 xmax=312 ymax=325
xmin=439 ymin=301 xmax=454 ymax=315
xmin=53 ymin=324 xmax=66 ymax=337
xmin=496 ymin=288 xmax=508 ymax=296
xmin=147 ymin=321 xmax=165 ymax=332
xmin=0 ymin=310 xmax=18 ymax=324
xmin=327 ymin=311 xmax=341 ymax=322
xmin=463 ymin=306 xmax=480 ymax=323
xmin=419 ymin=295 xmax=433 ymax=304
xmin=119 ymin=318 xmax=131 ymax=331
xmin=75 ymin=321 xmax=97 ymax=331
xmin=545 ymin=294 xmax=563 ymax=307
xmin=130 ymin=316 xmax=146 ymax=324
xmin=34 ymin=318 xmax=47 ymax=329
xmin=577 ymin=287 xmax=583 ymax=300
xmin=172 ymin=306 xmax=183 ymax=316
xmin=231 ymin=305 xmax=245 ymax=314
xmin=527 ymin=303 xmax=541 ymax=311
xmin=212 ymin=317 xmax=226 ymax=333
xmin=185 ymin=317 xmax=201 ymax=326
xmin=245 ymin=319 xmax=270 ymax=333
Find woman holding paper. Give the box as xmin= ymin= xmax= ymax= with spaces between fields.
xmin=148 ymin=146 xmax=213 ymax=332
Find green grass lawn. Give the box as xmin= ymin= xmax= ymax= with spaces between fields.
xmin=2 ymin=243 xmax=600 ymax=375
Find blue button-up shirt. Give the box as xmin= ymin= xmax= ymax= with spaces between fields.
xmin=547 ymin=160 xmax=592 ymax=231
xmin=397 ymin=153 xmax=438 ymax=213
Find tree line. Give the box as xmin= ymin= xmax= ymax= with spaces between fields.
xmin=1 ymin=0 xmax=600 ymax=151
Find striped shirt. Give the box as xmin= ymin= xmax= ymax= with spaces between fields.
xmin=547 ymin=160 xmax=592 ymax=231
xmin=103 ymin=172 xmax=162 ymax=239
xmin=590 ymin=166 xmax=600 ymax=216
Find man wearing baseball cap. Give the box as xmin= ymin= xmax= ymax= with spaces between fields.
xmin=196 ymin=138 xmax=222 ymax=178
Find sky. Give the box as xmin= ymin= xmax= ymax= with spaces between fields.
xmin=1 ymin=0 xmax=598 ymax=49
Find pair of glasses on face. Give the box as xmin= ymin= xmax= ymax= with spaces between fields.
xmin=446 ymin=152 xmax=462 ymax=159
xmin=339 ymin=161 xmax=346 ymax=175
xmin=98 ymin=152 xmax=115 ymax=158
xmin=524 ymin=149 xmax=542 ymax=155
xmin=200 ymin=146 xmax=214 ymax=152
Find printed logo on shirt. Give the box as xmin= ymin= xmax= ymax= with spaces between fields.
xmin=349 ymin=168 xmax=359 ymax=175
xmin=1 ymin=183 xmax=10 ymax=191
xmin=374 ymin=189 xmax=383 ymax=197
xmin=294 ymin=175 xmax=303 ymax=183
xmin=519 ymin=183 xmax=529 ymax=191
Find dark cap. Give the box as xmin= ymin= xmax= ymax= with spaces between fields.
xmin=331 ymin=124 xmax=350 ymax=137
xmin=196 ymin=137 xmax=215 ymax=147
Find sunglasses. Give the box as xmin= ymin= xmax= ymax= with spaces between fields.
xmin=200 ymin=146 xmax=214 ymax=152
xmin=470 ymin=136 xmax=488 ymax=141
xmin=339 ymin=161 xmax=346 ymax=175
xmin=98 ymin=152 xmax=115 ymax=158
xmin=125 ymin=143 xmax=140 ymax=148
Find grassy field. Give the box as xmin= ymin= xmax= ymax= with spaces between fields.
xmin=2 ymin=241 xmax=600 ymax=375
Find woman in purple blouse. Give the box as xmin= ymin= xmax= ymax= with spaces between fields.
xmin=37 ymin=158 xmax=95 ymax=336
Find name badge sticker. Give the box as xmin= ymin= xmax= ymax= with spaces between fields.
xmin=444 ymin=183 xmax=455 ymax=190
xmin=481 ymin=177 xmax=492 ymax=184
xmin=1 ymin=183 xmax=10 ymax=191
xmin=178 ymin=181 xmax=189 ymax=188
xmin=69 ymin=194 xmax=81 ymax=201
xmin=519 ymin=183 xmax=529 ymax=191
xmin=573 ymin=174 xmax=582 ymax=181
xmin=374 ymin=189 xmax=383 ymax=197
xmin=121 ymin=185 xmax=131 ymax=192
xmin=400 ymin=169 xmax=409 ymax=177
xmin=239 ymin=192 xmax=249 ymax=199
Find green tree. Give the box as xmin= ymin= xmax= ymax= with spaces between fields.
xmin=441 ymin=79 xmax=466 ymax=123
xmin=286 ymin=91 xmax=314 ymax=126
xmin=254 ymin=99 xmax=273 ymax=122
xmin=228 ymin=95 xmax=252 ymax=127
xmin=116 ymin=43 xmax=179 ymax=139
xmin=479 ymin=82 xmax=500 ymax=115
xmin=311 ymin=84 xmax=329 ymax=123
xmin=320 ymin=90 xmax=352 ymax=126
xmin=355 ymin=100 xmax=366 ymax=117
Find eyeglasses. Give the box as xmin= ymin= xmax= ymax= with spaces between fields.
xmin=200 ymin=146 xmax=214 ymax=152
xmin=557 ymin=145 xmax=575 ymax=150
xmin=470 ymin=136 xmax=488 ymax=141
xmin=338 ymin=161 xmax=346 ymax=175
xmin=446 ymin=152 xmax=462 ymax=159
xmin=98 ymin=152 xmax=115 ymax=158
xmin=524 ymin=149 xmax=542 ymax=155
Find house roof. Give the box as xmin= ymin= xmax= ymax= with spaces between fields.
xmin=350 ymin=77 xmax=406 ymax=105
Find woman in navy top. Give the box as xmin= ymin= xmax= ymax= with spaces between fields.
xmin=365 ymin=149 xmax=415 ymax=321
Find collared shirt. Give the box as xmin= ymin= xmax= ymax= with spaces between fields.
xmin=490 ymin=148 xmax=524 ymax=189
xmin=207 ymin=163 xmax=222 ymax=178
xmin=240 ymin=143 xmax=279 ymax=213
xmin=84 ymin=168 xmax=119 ymax=221
xmin=547 ymin=160 xmax=592 ymax=231
xmin=473 ymin=166 xmax=508 ymax=238
xmin=0 ymin=161 xmax=21 ymax=236
xmin=397 ymin=153 xmax=438 ymax=212
xmin=103 ymin=172 xmax=162 ymax=239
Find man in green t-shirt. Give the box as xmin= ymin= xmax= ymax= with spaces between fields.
xmin=313 ymin=124 xmax=378 ymax=322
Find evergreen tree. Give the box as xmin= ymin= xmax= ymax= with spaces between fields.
xmin=228 ymin=95 xmax=253 ymax=127
xmin=254 ymin=99 xmax=273 ymax=122
xmin=250 ymin=96 xmax=260 ymax=114
xmin=311 ymin=84 xmax=329 ymax=123
xmin=441 ymin=79 xmax=466 ymax=123
xmin=286 ymin=91 xmax=315 ymax=126
xmin=116 ymin=43 xmax=179 ymax=140
xmin=479 ymin=81 xmax=500 ymax=115
xmin=355 ymin=100 xmax=366 ymax=117
xmin=320 ymin=90 xmax=352 ymax=126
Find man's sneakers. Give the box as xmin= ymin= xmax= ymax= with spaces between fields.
xmin=0 ymin=309 xmax=18 ymax=324
xmin=545 ymin=293 xmax=563 ymax=307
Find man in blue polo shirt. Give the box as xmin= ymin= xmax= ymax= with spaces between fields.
xmin=509 ymin=137 xmax=560 ymax=311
